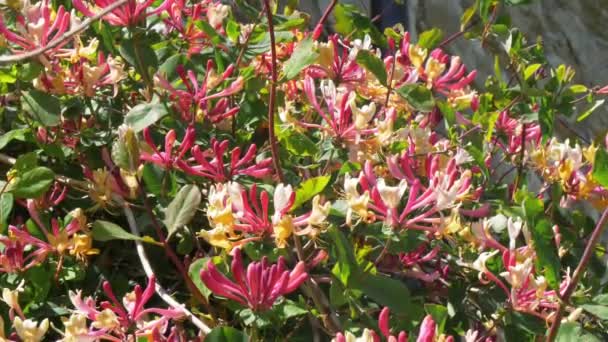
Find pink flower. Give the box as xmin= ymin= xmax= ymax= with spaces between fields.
xmin=378 ymin=307 xmax=408 ymax=342
xmin=200 ymin=248 xmax=308 ymax=311
xmin=141 ymin=125 xmax=196 ymax=170
xmin=73 ymin=0 xmax=169 ymax=27
xmin=155 ymin=62 xmax=242 ymax=122
xmin=416 ymin=315 xmax=437 ymax=342
xmin=0 ymin=0 xmax=70 ymax=57
xmin=69 ymin=275 xmax=183 ymax=339
xmin=178 ymin=139 xmax=273 ymax=182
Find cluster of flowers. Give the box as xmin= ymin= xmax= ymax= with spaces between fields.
xmin=2 ymin=0 xmax=608 ymax=340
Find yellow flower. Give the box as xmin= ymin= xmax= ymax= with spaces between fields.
xmin=70 ymin=233 xmax=100 ymax=261
xmin=424 ymin=57 xmax=446 ymax=84
xmin=92 ymin=309 xmax=119 ymax=330
xmin=198 ymin=226 xmax=237 ymax=250
xmin=62 ymin=314 xmax=88 ymax=341
xmin=47 ymin=229 xmax=71 ymax=254
xmin=13 ymin=317 xmax=49 ymax=342
xmin=408 ymin=44 xmax=428 ymax=69
xmin=583 ymin=143 xmax=598 ymax=165
xmin=273 ymin=215 xmax=294 ymax=248
xmin=315 ymin=40 xmax=335 ymax=71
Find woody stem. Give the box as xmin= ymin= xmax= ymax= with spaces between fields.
xmin=262 ymin=0 xmax=286 ymax=183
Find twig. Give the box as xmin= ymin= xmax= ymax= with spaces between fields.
xmin=123 ymin=202 xmax=212 ymax=334
xmin=293 ymin=235 xmax=342 ymax=333
xmin=0 ymin=0 xmax=130 ymax=65
xmin=437 ymin=18 xmax=480 ymax=50
xmin=312 ymin=0 xmax=338 ymax=40
xmin=262 ymin=0 xmax=286 ymax=183
xmin=546 ymin=208 xmax=608 ymax=341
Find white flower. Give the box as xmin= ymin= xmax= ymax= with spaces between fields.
xmin=349 ymin=94 xmax=376 ymax=130
xmin=376 ymin=178 xmax=407 ymax=209
xmin=454 ymin=147 xmax=473 ymax=165
xmin=464 ymin=329 xmax=479 ymax=342
xmin=207 ymin=3 xmax=230 ymax=28
xmin=331 ymin=328 xmax=377 ymax=342
xmin=308 ymin=195 xmax=331 ymax=226
xmin=13 ymin=317 xmax=49 ymax=342
xmin=472 ymin=250 xmax=499 ymax=273
xmin=273 ymin=183 xmax=294 ymax=217
xmin=507 ymin=217 xmax=523 ymax=250
xmin=500 ymin=258 xmax=533 ymax=289
xmin=1 ymin=280 xmax=24 ymax=311
xmin=348 ymin=34 xmax=372 ymax=60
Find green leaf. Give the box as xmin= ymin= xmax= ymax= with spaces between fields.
xmin=282 ymin=37 xmax=319 ymax=80
xmin=460 ymin=3 xmax=478 ymax=30
xmin=581 ymin=304 xmax=608 ymax=320
xmin=524 ymin=63 xmax=542 ymax=80
xmin=0 ymin=128 xmax=28 ymax=150
xmin=329 ymin=227 xmax=358 ymax=285
xmin=10 ymin=167 xmax=55 ymax=198
xmin=592 ymin=148 xmax=608 ymax=188
xmin=356 ymin=50 xmax=387 ymax=86
xmin=396 ymin=84 xmax=436 ymax=112
xmin=188 ymin=258 xmax=213 ymax=299
xmin=91 ymin=220 xmax=142 ymax=242
xmin=425 ymin=304 xmax=448 ymax=333
xmin=418 ymin=28 xmax=444 ymax=50
xmin=124 ymin=103 xmax=169 ymax=132
xmin=163 ymin=184 xmax=201 ymax=237
xmin=555 ymin=322 xmax=582 ymax=342
xmin=529 ymin=219 xmax=561 ymax=289
xmin=278 ymin=129 xmax=318 ymax=157
xmin=351 ymin=272 xmax=413 ymax=316
xmin=577 ymin=99 xmax=605 ymax=122
xmin=0 ymin=193 xmax=13 ymax=225
xmin=292 ymin=175 xmax=331 ymax=210
xmin=334 ymin=4 xmax=387 ymax=48
xmin=205 ymin=327 xmax=248 ymax=342
xmin=278 ymin=300 xmax=308 ymax=319
xmin=22 ymin=90 xmax=61 ymax=127
xmin=119 ymin=37 xmax=159 ymax=79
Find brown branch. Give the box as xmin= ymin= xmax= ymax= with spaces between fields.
xmin=312 ymin=0 xmax=338 ymax=40
xmin=262 ymin=0 xmax=286 ymax=183
xmin=546 ymin=208 xmax=608 ymax=341
xmin=0 ymin=0 xmax=130 ymax=65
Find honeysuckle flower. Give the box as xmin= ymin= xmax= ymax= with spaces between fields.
xmin=200 ymin=248 xmax=308 ymax=311
xmin=507 ymin=217 xmax=523 ymax=250
xmin=178 ymin=139 xmax=273 ymax=182
xmin=332 ymin=329 xmax=379 ymax=342
xmin=0 ymin=0 xmax=70 ymax=60
xmin=68 ymin=276 xmax=183 ymax=340
xmin=141 ymin=125 xmax=195 ymax=170
xmin=376 ymin=178 xmax=408 ymax=209
xmin=307 ymin=35 xmax=365 ymax=84
xmin=417 ymin=315 xmax=437 ymax=342
xmin=73 ymin=0 xmax=170 ymax=27
xmin=206 ymin=2 xmax=229 ymax=28
xmin=155 ymin=62 xmax=242 ymax=122
xmin=348 ymin=34 xmax=373 ymax=61
xmin=13 ymin=317 xmax=49 ymax=342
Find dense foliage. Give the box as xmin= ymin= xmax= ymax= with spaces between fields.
xmin=1 ymin=0 xmax=608 ymax=341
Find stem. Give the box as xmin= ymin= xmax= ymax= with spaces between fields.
xmin=437 ymin=18 xmax=479 ymax=50
xmin=0 ymin=0 xmax=131 ymax=64
xmin=123 ymin=203 xmax=212 ymax=334
xmin=312 ymin=0 xmax=338 ymax=40
xmin=546 ymin=207 xmax=608 ymax=341
xmin=136 ymin=183 xmax=213 ymax=313
xmin=293 ymin=235 xmax=342 ymax=333
xmin=262 ymin=0 xmax=285 ymax=183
